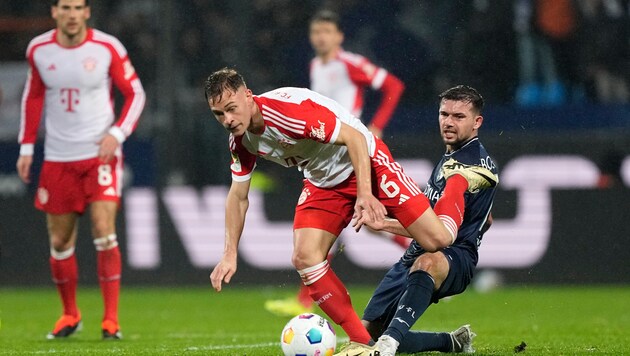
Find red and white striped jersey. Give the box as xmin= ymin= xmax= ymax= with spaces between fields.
xmin=229 ymin=87 xmax=375 ymax=188
xmin=310 ymin=49 xmax=387 ymax=119
xmin=19 ymin=28 xmax=145 ymax=161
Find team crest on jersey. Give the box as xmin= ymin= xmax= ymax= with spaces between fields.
xmin=309 ymin=120 xmax=326 ymax=142
xmin=297 ymin=187 xmax=311 ymax=205
xmin=83 ymin=57 xmax=98 ymax=72
xmin=38 ymin=187 xmax=49 ymax=205
xmin=230 ymin=152 xmax=242 ymax=172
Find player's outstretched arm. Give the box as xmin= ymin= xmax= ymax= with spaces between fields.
xmin=335 ymin=123 xmax=387 ymax=224
xmin=210 ymin=179 xmax=251 ymax=292
xmin=352 ymin=215 xmax=411 ymax=236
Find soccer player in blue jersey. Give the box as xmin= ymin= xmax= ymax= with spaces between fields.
xmin=354 ymin=85 xmax=499 ymax=355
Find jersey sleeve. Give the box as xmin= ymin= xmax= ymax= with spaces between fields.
xmin=107 ymin=39 xmax=146 ymax=143
xmin=229 ymin=134 xmax=257 ymax=182
xmin=18 ymin=48 xmax=46 ymax=155
xmin=343 ymin=55 xmax=405 ymax=131
xmin=369 ymin=72 xmax=405 ymax=130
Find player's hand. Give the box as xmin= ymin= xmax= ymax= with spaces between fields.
xmin=353 ymin=193 xmax=387 ymax=229
xmin=210 ymin=255 xmax=237 ymax=292
xmin=16 ymin=155 xmax=33 ymax=184
xmin=352 ymin=213 xmax=386 ymax=232
xmin=98 ymin=134 xmax=120 ymax=163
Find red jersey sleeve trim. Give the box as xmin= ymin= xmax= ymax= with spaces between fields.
xmin=369 ymin=73 xmax=405 ymax=131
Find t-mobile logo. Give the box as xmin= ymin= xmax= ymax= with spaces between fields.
xmin=60 ymin=88 xmax=80 ymax=112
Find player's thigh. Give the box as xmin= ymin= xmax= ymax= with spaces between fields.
xmin=89 ymin=200 xmax=118 ymax=237
xmin=404 ymin=207 xmax=451 ymax=251
xmin=46 ymin=212 xmax=79 ymax=248
xmin=292 ymin=227 xmax=337 ymax=269
xmin=433 ymin=246 xmax=476 ymax=301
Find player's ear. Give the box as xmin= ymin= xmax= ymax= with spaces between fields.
xmin=474 ymin=115 xmax=483 ymax=130
xmin=84 ymin=5 xmax=91 ymax=20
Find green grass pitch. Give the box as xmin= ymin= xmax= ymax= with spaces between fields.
xmin=0 ymin=285 xmax=628 ymax=355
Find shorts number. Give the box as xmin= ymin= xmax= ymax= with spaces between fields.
xmin=380 ymin=174 xmax=400 ymax=198
xmin=98 ymin=164 xmax=113 ymax=186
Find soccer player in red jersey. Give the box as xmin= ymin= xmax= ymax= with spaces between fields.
xmin=265 ymin=9 xmax=409 ymax=318
xmin=16 ymin=0 xmax=145 ymax=340
xmin=205 ymin=69 xmax=496 ymax=355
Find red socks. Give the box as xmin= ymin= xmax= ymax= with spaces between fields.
xmin=299 ymin=261 xmax=372 ymax=344
xmin=50 ymin=249 xmax=79 ymax=317
xmin=97 ymin=246 xmax=121 ymax=324
xmin=434 ymin=174 xmax=468 ymax=242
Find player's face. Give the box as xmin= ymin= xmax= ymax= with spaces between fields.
xmin=438 ymin=99 xmax=482 ymax=150
xmin=52 ymin=0 xmax=90 ymax=39
xmin=309 ymin=21 xmax=343 ymax=56
xmin=209 ymin=86 xmax=253 ymax=137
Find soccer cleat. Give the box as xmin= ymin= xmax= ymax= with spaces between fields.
xmin=264 ymin=297 xmax=313 ymax=317
xmin=441 ymin=158 xmax=498 ymax=193
xmin=46 ymin=313 xmax=82 ymax=339
xmin=451 ymin=324 xmax=476 ymax=353
xmin=333 ymin=341 xmax=381 ymax=356
xmin=101 ymin=319 xmax=122 ymax=340
xmin=375 ymin=334 xmax=399 ymax=356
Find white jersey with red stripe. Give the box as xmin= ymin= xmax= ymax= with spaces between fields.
xmin=19 ymin=28 xmax=145 ymax=161
xmin=229 ymin=87 xmax=375 ymax=188
xmin=309 ymin=49 xmax=388 ymax=119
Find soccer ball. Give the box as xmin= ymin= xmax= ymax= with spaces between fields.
xmin=280 ymin=313 xmax=336 ymax=356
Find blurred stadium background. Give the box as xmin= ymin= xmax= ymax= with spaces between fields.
xmin=1 ymin=0 xmax=629 ymax=289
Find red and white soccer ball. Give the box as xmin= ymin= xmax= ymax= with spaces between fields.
xmin=280 ymin=313 xmax=336 ymax=356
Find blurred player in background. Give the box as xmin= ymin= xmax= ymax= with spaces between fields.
xmin=356 ymin=86 xmax=498 ymax=355
xmin=205 ymin=69 xmax=497 ymax=356
xmin=16 ymin=0 xmax=145 ymax=340
xmin=265 ymin=9 xmax=408 ymax=318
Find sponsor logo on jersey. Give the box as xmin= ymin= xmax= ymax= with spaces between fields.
xmin=82 ymin=57 xmax=97 ymax=72
xmin=47 ymin=63 xmax=56 ymax=71
xmin=361 ymin=62 xmax=377 ymax=78
xmin=38 ymin=187 xmax=49 ymax=204
xmin=103 ymin=187 xmax=117 ymax=196
xmin=123 ymin=59 xmax=136 ymax=80
xmin=230 ymin=152 xmax=242 ymax=172
xmin=309 ymin=120 xmax=326 ymax=142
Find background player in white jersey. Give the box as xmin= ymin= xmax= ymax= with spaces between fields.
xmin=265 ymin=9 xmax=409 ymax=317
xmin=309 ymin=10 xmax=405 ymax=140
xmin=205 ymin=68 xmax=496 ymax=356
xmin=16 ymin=0 xmax=145 ymax=340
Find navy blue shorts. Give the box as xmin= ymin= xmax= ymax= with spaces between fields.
xmin=362 ymin=244 xmax=476 ymax=323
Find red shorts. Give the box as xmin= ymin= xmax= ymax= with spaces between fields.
xmin=35 ymin=156 xmax=123 ymax=214
xmin=293 ymin=139 xmax=430 ymax=236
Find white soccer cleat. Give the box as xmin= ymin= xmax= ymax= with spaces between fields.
xmin=375 ymin=334 xmax=399 ymax=356
xmin=441 ymin=158 xmax=498 ymax=193
xmin=450 ymin=324 xmax=476 ymax=353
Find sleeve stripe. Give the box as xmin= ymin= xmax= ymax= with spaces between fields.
xmin=262 ymin=105 xmax=307 ymax=127
xmin=18 ymin=70 xmax=34 ymax=143
xmin=119 ymin=79 xmax=146 ymax=136
xmin=263 ymin=113 xmax=304 ymax=135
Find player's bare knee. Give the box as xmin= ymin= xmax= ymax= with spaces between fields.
xmin=291 ymin=251 xmax=319 ymax=270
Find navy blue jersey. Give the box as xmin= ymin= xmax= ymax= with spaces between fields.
xmin=401 ymin=137 xmax=498 ymax=266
